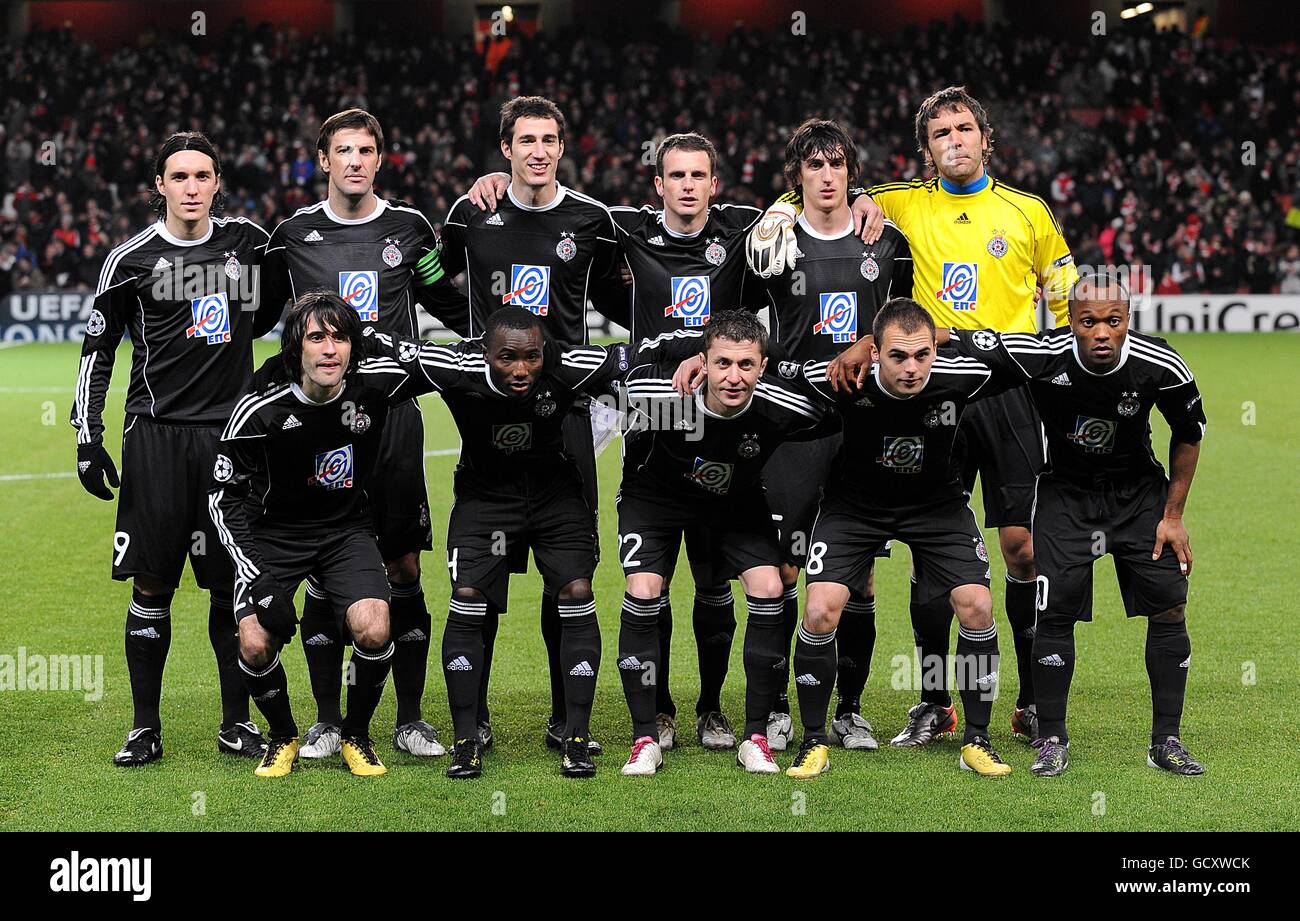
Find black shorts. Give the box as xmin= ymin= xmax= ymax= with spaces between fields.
xmin=113 ymin=415 xmax=233 ymax=591
xmin=562 ymin=395 xmax=600 ymax=518
xmin=615 ymin=485 xmax=781 ymax=585
xmin=956 ymin=386 xmax=1044 ymax=529
xmin=447 ymin=466 xmax=597 ymax=611
xmin=369 ymin=399 xmax=433 ymax=561
xmin=235 ymin=526 xmax=390 ymax=628
xmin=1031 ymin=474 xmax=1188 ymax=623
xmin=806 ymin=494 xmax=990 ymax=601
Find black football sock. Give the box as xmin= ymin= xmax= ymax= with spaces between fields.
xmin=618 ymin=593 xmax=661 ymax=742
xmin=239 ymin=652 xmax=297 ymax=739
xmin=342 ymin=641 xmax=394 ymax=739
xmin=693 ymin=585 xmax=735 ymax=715
xmin=477 ymin=603 xmax=500 ymax=726
xmin=299 ymin=582 xmax=344 ymax=725
xmin=207 ymin=591 xmax=249 ymax=729
xmin=775 ymin=581 xmax=799 ymax=713
xmin=1005 ymin=574 xmax=1038 ymax=709
xmin=389 ymin=580 xmax=431 ymax=726
xmin=444 ymin=598 xmax=486 ymax=742
xmin=1033 ymin=615 xmax=1076 ymax=743
xmin=910 ymin=591 xmax=953 ymax=708
xmin=654 ymin=592 xmax=676 ymax=718
xmin=955 ymin=623 xmax=999 ymax=743
xmin=541 ymin=591 xmax=565 ymax=724
xmin=1146 ymin=618 xmax=1191 ymax=745
xmin=559 ymin=597 xmax=601 ymax=740
xmin=835 ymin=592 xmax=877 ymax=718
xmin=792 ymin=622 xmax=837 ymax=741
xmin=742 ymin=596 xmax=786 ymax=738
xmin=125 ymin=587 xmax=174 ymax=731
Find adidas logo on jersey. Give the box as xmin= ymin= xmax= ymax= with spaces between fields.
xmin=617 ymin=656 xmax=644 ymax=671
xmin=773 ymin=657 xmax=787 ymax=671
xmin=1038 ymin=654 xmax=1065 ymax=667
xmin=304 ymin=633 xmax=333 ymax=646
xmin=397 ymin=628 xmax=428 ymax=643
xmin=855 ymin=395 xmax=874 ymax=407
xmin=257 ymin=596 xmax=274 ymax=608
xmin=954 ymin=212 xmax=971 ymax=224
xmin=1180 ymin=655 xmax=1191 ymax=668
xmin=485 ymin=213 xmax=504 ymax=226
xmin=569 ymin=660 xmax=595 ymax=677
xmin=129 ymin=627 xmax=160 ymax=639
xmin=1051 ymin=373 xmax=1072 ymax=386
xmin=795 ymin=673 xmax=821 ymax=686
xmin=648 ymin=235 xmax=665 ymax=246
xmin=304 ymin=230 xmax=323 ymax=242
xmin=78 ymin=461 xmax=92 ymax=473
xmin=152 ymin=256 xmax=172 ymax=271
xmin=282 ymin=414 xmax=302 ymax=429
xmin=446 ymin=656 xmax=472 ymax=671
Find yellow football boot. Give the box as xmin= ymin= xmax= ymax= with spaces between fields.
xmin=254 ymin=737 xmax=300 ymax=778
xmin=959 ymin=737 xmax=1013 ymax=776
xmin=785 ymin=738 xmax=830 ymax=779
xmin=340 ymin=734 xmax=388 ymax=777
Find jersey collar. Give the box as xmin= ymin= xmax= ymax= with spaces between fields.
xmin=694 ymin=382 xmax=754 ymax=419
xmin=1071 ymin=335 xmax=1131 ymax=376
xmin=154 ymin=219 xmax=213 ymax=247
xmin=507 ymin=182 xmax=566 ymax=212
xmin=938 ymin=173 xmax=991 ymax=196
xmin=870 ymin=363 xmax=933 ymax=399
xmin=796 ymin=212 xmax=855 ymax=240
xmin=291 ymin=382 xmax=347 ymax=405
xmin=322 ymin=196 xmax=386 ymax=225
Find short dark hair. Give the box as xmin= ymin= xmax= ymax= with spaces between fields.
xmin=317 ymin=108 xmax=385 ymax=157
xmin=703 ymin=310 xmax=769 ymax=357
xmin=280 ymin=291 xmax=363 ymax=383
xmin=872 ymin=297 xmax=936 ymax=344
xmin=483 ymin=305 xmax=547 ymax=351
xmin=656 ymin=133 xmax=717 ymax=177
xmin=913 ymin=86 xmax=994 ymax=169
xmin=499 ymin=96 xmax=566 ymax=145
xmin=150 ymin=131 xmax=224 ymax=218
xmin=1068 ymin=269 xmax=1132 ymax=316
xmin=783 ymin=118 xmax=860 ymax=190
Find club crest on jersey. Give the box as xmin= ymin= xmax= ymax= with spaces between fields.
xmin=704 ymin=238 xmax=727 ymax=266
xmin=85 ymin=309 xmax=106 ymax=337
xmin=1067 ymin=416 xmax=1117 ymax=453
xmin=687 ymin=457 xmax=734 ymax=494
xmin=923 ymin=406 xmax=942 ymax=428
xmin=877 ymin=435 xmax=924 ymax=472
xmin=534 ymin=392 xmax=557 ymax=417
xmin=975 ymin=538 xmax=989 ymax=562
xmin=1117 ymin=392 xmax=1141 ymax=417
xmin=815 ymin=292 xmax=857 ymax=343
xmin=778 ymin=360 xmax=800 ymax=380
xmin=223 ymin=251 xmax=242 ymax=280
xmin=382 ymin=239 xmax=402 ymax=268
xmin=492 ymin=423 xmax=533 ymax=453
xmin=556 ymin=232 xmax=577 ymax=262
xmin=350 ymin=408 xmax=371 ymax=434
xmin=666 ymin=276 xmax=711 ymax=327
xmin=505 ymin=264 xmax=550 ymax=315
xmin=213 ymin=454 xmax=233 ymax=483
xmin=860 ymin=255 xmax=880 ymax=281
xmin=339 ymin=271 xmax=379 ymax=322
xmin=188 ymin=293 xmax=231 ymax=344
xmin=312 ymin=445 xmax=354 ymax=489
xmin=987 ymin=231 xmax=1009 ymax=259
xmin=938 ymin=262 xmax=978 ymax=311
xmin=738 ymin=433 xmax=761 ymax=459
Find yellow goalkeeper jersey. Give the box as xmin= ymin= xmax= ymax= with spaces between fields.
xmin=786 ymin=175 xmax=1076 ymax=331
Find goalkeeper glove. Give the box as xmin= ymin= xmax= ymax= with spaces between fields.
xmin=746 ymin=196 xmax=802 ymax=278
xmin=244 ymin=573 xmax=299 ymax=644
xmin=76 ymin=443 xmax=119 ymax=501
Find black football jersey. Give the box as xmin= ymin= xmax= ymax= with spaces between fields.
xmin=763 ymin=216 xmax=913 ymax=362
xmin=948 ymin=328 xmax=1207 ymax=485
xmin=620 ymin=330 xmax=828 ymax=501
xmin=441 ymin=184 xmax=620 ymax=346
xmin=365 ymin=329 xmax=631 ymax=478
xmin=210 ymin=354 xmax=429 ymax=581
xmin=259 ymin=197 xmax=469 ymax=339
xmin=608 ymin=203 xmax=764 ymax=345
xmin=802 ymin=351 xmax=1008 ymax=508
xmin=71 ymin=217 xmax=269 ymax=445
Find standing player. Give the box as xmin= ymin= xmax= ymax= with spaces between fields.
xmin=71 ymin=131 xmax=269 ymax=766
xmin=616 ymin=312 xmax=832 ymax=776
xmin=753 ymin=87 xmax=1078 ymax=746
xmin=945 ymin=276 xmax=1206 ymax=776
xmin=439 ymin=96 xmax=622 ymax=753
xmin=469 ymin=132 xmax=768 ymax=753
xmin=366 ymin=309 xmax=631 ymax=778
xmin=785 ymin=298 xmax=1014 ymax=779
xmin=257 ymin=108 xmax=470 ymax=761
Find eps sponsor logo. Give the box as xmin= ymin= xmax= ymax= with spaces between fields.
xmin=686 ymin=457 xmax=733 ymax=494
xmin=877 ymin=435 xmax=924 ymax=472
xmin=504 ymin=264 xmax=550 ymax=314
xmin=937 ymin=262 xmax=978 ymax=311
xmin=311 ymin=444 xmax=354 ymax=489
xmin=666 ymin=276 xmax=711 ymax=327
xmin=339 ymin=271 xmax=379 ymax=322
xmin=1067 ymin=416 xmax=1117 ymax=453
xmin=492 ymin=422 xmax=533 ymax=453
xmin=187 ymin=292 xmax=231 ymax=344
xmin=814 ymin=292 xmax=857 ymax=343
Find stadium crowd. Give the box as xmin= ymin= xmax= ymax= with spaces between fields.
xmin=2 ymin=16 xmax=1298 ymax=297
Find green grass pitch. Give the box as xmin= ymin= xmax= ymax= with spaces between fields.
xmin=0 ymin=334 xmax=1296 ymax=831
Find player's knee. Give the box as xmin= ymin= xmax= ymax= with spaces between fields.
xmin=557 ymin=578 xmax=593 ymax=602
xmin=347 ymin=599 xmax=390 ymax=648
xmin=950 ymin=584 xmax=993 ymax=630
xmin=134 ymin=575 xmax=170 ymax=597
xmin=386 ymin=553 xmax=420 ymax=585
xmin=741 ymin=567 xmax=784 ymax=600
xmin=865 ymin=562 xmax=876 ymax=596
xmin=999 ymin=528 xmax=1035 ymax=578
xmin=626 ymin=573 xmax=664 ymax=602
xmin=1149 ymin=604 xmax=1186 ymax=624
xmin=453 ymin=586 xmax=486 ymax=603
xmin=803 ymin=596 xmax=842 ymax=634
xmin=238 ymin=618 xmax=277 ymax=668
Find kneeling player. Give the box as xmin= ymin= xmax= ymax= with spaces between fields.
xmin=209 ymin=293 xmax=442 ymax=777
xmin=946 ymin=275 xmax=1206 ymax=776
xmin=366 ymin=309 xmax=630 ymax=779
xmin=788 ymin=299 xmax=1014 ymax=778
xmin=617 ymin=312 xmax=832 ymax=776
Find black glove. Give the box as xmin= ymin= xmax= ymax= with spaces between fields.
xmin=76 ymin=443 xmax=120 ymax=501
xmin=245 ymin=573 xmax=298 ymax=644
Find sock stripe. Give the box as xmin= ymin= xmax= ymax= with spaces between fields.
xmin=238 ymin=653 xmax=280 ymax=678
xmin=1005 ymin=573 xmax=1036 ymax=584
xmin=304 ymin=579 xmax=328 ymax=600
xmin=958 ymin=623 xmax=998 ymax=642
xmin=782 ymin=584 xmax=799 ymax=600
xmin=389 ymin=581 xmax=423 ymax=598
xmin=746 ymin=597 xmax=784 ymax=618
xmin=559 ymin=600 xmax=597 ymax=618
xmin=449 ymin=599 xmax=487 ymax=617
xmin=843 ymin=600 xmax=873 ymax=615
xmin=622 ymin=595 xmax=661 ymax=617
xmin=797 ymin=624 xmax=836 ymax=646
xmin=128 ymin=602 xmax=170 ymax=619
xmin=353 ymin=641 xmax=395 ymax=662
xmin=695 ymin=589 xmax=734 ymax=606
